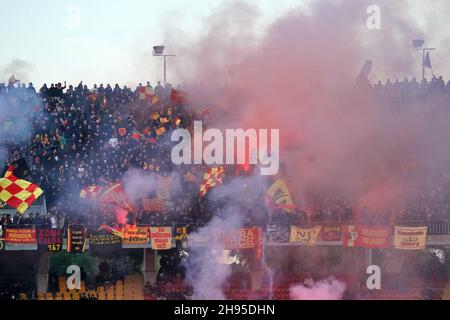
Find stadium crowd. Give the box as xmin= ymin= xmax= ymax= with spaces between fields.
xmin=2 ymin=75 xmax=450 ymax=232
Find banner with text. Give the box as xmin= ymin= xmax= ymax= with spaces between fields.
xmin=394 ymin=226 xmax=427 ymax=250
xmin=290 ymin=226 xmax=321 ymax=246
xmin=89 ymin=231 xmax=122 ymax=249
xmin=37 ymin=228 xmax=62 ymax=252
xmin=123 ymin=227 xmax=149 ymax=245
xmin=320 ymin=224 xmax=342 ymax=241
xmin=214 ymin=227 xmax=259 ymax=250
xmin=342 ymin=225 xmax=391 ymax=248
xmin=67 ymin=225 xmax=87 ymax=253
xmin=150 ymin=227 xmax=172 ymax=250
xmin=5 ymin=228 xmax=36 ymax=244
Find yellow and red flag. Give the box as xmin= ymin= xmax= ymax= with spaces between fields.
xmin=100 ymin=182 xmax=136 ymax=213
xmin=199 ymin=166 xmax=225 ymax=198
xmin=80 ymin=185 xmax=103 ymax=200
xmin=139 ymin=86 xmax=154 ymax=101
xmin=0 ymin=166 xmax=43 ymax=214
xmin=265 ymin=178 xmax=295 ymax=213
xmin=98 ymin=224 xmax=125 ymax=238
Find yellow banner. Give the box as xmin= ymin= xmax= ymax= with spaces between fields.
xmin=266 ymin=179 xmax=294 ymax=213
xmin=123 ymin=227 xmax=149 ymax=245
xmin=290 ymin=226 xmax=321 ymax=246
xmin=394 ymin=226 xmax=427 ymax=250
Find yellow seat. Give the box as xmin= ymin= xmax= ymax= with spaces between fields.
xmin=63 ymin=292 xmax=72 ymax=300
xmin=72 ymin=292 xmax=80 ymax=300
xmin=115 ymin=293 xmax=124 ymax=300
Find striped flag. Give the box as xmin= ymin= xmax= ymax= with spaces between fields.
xmin=100 ymin=183 xmax=136 ymax=213
xmin=80 ymin=185 xmax=103 ymax=200
xmin=199 ymin=166 xmax=225 ymax=198
xmin=98 ymin=224 xmax=124 ymax=238
xmin=0 ymin=166 xmax=43 ymax=214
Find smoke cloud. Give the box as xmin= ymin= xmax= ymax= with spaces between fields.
xmin=184 ymin=174 xmax=269 ymax=299
xmin=122 ymin=168 xmax=157 ymax=203
xmin=289 ymin=277 xmax=347 ymax=300
xmin=0 ymin=59 xmax=33 ymax=84
xmin=165 ymin=0 xmax=450 ymax=218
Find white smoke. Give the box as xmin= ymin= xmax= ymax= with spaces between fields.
xmin=122 ymin=168 xmax=157 ymax=203
xmin=289 ymin=277 xmax=347 ymax=300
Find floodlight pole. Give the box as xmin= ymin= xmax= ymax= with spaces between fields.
xmin=161 ymin=54 xmax=176 ymax=85
xmin=153 ymin=46 xmax=176 ymax=85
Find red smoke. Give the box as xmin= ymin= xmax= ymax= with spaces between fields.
xmin=166 ymin=0 xmax=450 ymax=220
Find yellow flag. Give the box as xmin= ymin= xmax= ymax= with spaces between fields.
xmin=265 ymin=179 xmax=294 ymax=213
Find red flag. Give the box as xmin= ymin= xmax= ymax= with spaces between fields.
xmin=116 ymin=207 xmax=128 ymax=225
xmin=100 ymin=183 xmax=136 ymax=213
xmin=80 ymin=185 xmax=103 ymax=200
xmin=170 ymin=89 xmax=186 ymax=104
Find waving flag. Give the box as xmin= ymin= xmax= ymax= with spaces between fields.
xmin=98 ymin=224 xmax=124 ymax=238
xmin=199 ymin=166 xmax=225 ymax=198
xmin=8 ymin=75 xmax=20 ymax=86
xmin=100 ymin=182 xmax=136 ymax=213
xmin=412 ymin=39 xmax=424 ymax=48
xmin=424 ymin=51 xmax=432 ymax=69
xmin=265 ymin=178 xmax=295 ymax=213
xmin=0 ymin=166 xmax=43 ymax=214
xmin=80 ymin=185 xmax=103 ymax=200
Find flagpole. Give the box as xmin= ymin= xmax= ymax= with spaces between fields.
xmin=422 ymin=49 xmax=425 ymax=82
xmin=421 ymin=48 xmax=435 ymax=81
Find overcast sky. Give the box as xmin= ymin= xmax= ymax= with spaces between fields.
xmin=0 ymin=0 xmax=447 ymax=87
